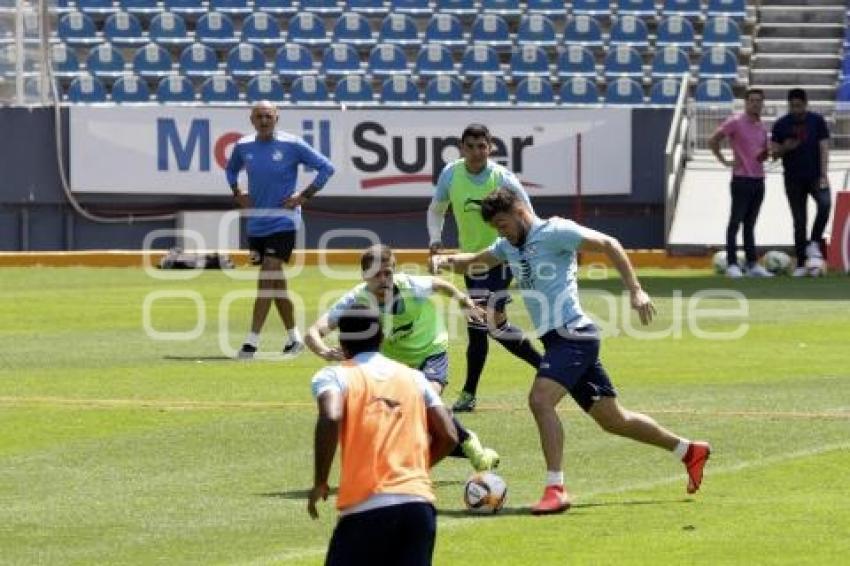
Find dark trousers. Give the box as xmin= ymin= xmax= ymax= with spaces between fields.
xmin=326 ymin=502 xmax=437 ymax=566
xmin=726 ymin=176 xmax=765 ymax=267
xmin=784 ymin=178 xmax=833 ymax=267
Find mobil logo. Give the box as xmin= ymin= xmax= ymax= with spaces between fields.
xmin=156 ymin=118 xmax=331 ymax=171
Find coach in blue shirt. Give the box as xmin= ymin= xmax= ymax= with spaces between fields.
xmin=770 ymin=88 xmax=832 ymax=276
xmin=226 ymin=101 xmax=335 ymax=359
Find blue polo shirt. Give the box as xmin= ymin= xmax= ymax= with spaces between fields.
xmin=771 ymin=112 xmax=829 ymax=182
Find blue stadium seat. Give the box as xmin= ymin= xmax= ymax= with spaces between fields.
xmin=58 ymin=12 xmax=100 ymax=47
xmin=415 ymin=44 xmax=455 ymax=77
xmin=334 ymin=74 xmax=374 ymax=102
xmin=226 ymin=43 xmax=267 ymax=78
xmin=695 ymin=78 xmax=733 ymax=103
xmin=559 ymin=76 xmax=599 ymax=104
xmin=656 ymin=16 xmax=696 ymax=50
xmin=461 ymin=45 xmax=500 ymax=76
xmin=111 ymin=73 xmax=151 ymax=102
xmin=242 ymin=12 xmax=285 ymax=47
xmin=76 ymin=0 xmax=119 ymax=15
xmin=609 ymin=15 xmax=649 ymax=49
xmin=156 ymin=74 xmax=196 ymax=102
xmin=321 ymin=43 xmax=362 ymax=76
xmin=525 ymin=0 xmax=566 ymax=18
xmin=50 ymin=0 xmax=77 ymax=14
xmin=836 ymin=80 xmax=850 ymax=103
xmin=390 ymin=0 xmax=430 ymax=16
xmin=275 ymin=44 xmax=315 ymax=78
xmin=481 ymin=0 xmax=521 ymax=18
xmin=702 ymin=16 xmax=742 ymax=49
xmin=563 ymin=15 xmax=603 ymax=48
xmin=605 ymin=77 xmax=644 ymax=105
xmin=707 ymin=0 xmax=746 ymax=19
xmin=23 ymin=76 xmax=53 ymax=101
xmin=651 ymin=46 xmax=689 ymax=78
xmin=246 ymin=75 xmax=286 ymax=102
xmin=209 ymin=0 xmax=252 ymax=15
xmin=425 ymin=75 xmax=464 ymax=104
xmin=67 ymin=75 xmax=108 ymax=102
xmin=515 ymin=76 xmax=554 ymax=104
xmin=86 ymin=43 xmax=126 ymax=78
xmin=604 ymin=45 xmax=644 ymax=78
xmin=163 ymin=0 xmax=206 ymax=16
xmin=510 ymin=45 xmax=550 ymax=76
xmin=425 ymin=14 xmax=466 ymax=50
xmin=618 ymin=0 xmax=656 ymax=18
xmin=119 ymin=0 xmax=161 ymax=16
xmin=380 ymin=75 xmax=420 ymax=103
xmin=649 ymin=77 xmax=680 ymax=105
xmin=103 ymin=12 xmax=146 ymax=47
xmin=0 ymin=18 xmax=11 ymax=45
xmin=287 ymin=12 xmax=330 ymax=46
xmin=289 ymin=75 xmax=328 ymax=104
xmin=133 ymin=43 xmax=173 ymax=78
xmin=662 ymin=0 xmax=701 ymax=18
xmin=698 ymin=46 xmax=737 ymax=79
xmin=149 ymin=12 xmax=191 ymax=46
xmin=345 ymin=0 xmax=388 ymax=15
xmin=367 ymin=43 xmax=409 ymax=76
xmin=179 ymin=43 xmax=219 ymax=77
xmin=196 ymin=12 xmax=239 ymax=49
xmin=470 ymin=75 xmax=510 ymax=104
xmin=200 ymin=75 xmax=240 ymax=102
xmin=572 ymin=0 xmax=610 ymax=16
xmin=470 ymin=14 xmax=511 ymax=49
xmin=300 ymin=0 xmax=344 ymax=15
xmin=378 ymin=13 xmax=419 ymax=46
xmin=50 ymin=43 xmax=80 ymax=78
xmin=557 ymin=45 xmax=596 ymax=77
xmin=437 ymin=0 xmax=477 ymax=17
xmin=333 ymin=12 xmax=375 ymax=46
xmin=253 ymin=0 xmax=298 ymax=15
xmin=517 ymin=14 xmax=557 ymax=48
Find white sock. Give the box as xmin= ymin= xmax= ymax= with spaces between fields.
xmin=287 ymin=328 xmax=302 ymax=344
xmin=244 ymin=332 xmax=260 ymax=348
xmin=546 ymin=470 xmax=564 ymax=487
xmin=673 ymin=439 xmax=690 ymax=460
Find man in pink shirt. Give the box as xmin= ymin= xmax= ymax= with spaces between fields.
xmin=708 ymin=89 xmax=773 ymax=278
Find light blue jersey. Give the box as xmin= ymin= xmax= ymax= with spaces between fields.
xmin=488 ymin=217 xmax=594 ymax=336
xmin=225 ymin=131 xmax=334 ymax=237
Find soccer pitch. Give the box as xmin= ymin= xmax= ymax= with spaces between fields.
xmin=1 ymin=266 xmax=849 ymax=565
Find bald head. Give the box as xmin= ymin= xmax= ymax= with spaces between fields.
xmin=250 ymin=100 xmax=278 ymax=140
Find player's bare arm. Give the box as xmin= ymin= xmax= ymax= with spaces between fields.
xmin=429 ymin=250 xmax=502 ymax=276
xmin=306 ymin=314 xmax=345 ymax=362
xmin=426 ymin=405 xmax=459 ymax=467
xmin=308 ymin=389 xmax=342 ymax=519
xmin=431 ymin=277 xmax=486 ymax=325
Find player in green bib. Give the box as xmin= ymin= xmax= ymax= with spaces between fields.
xmin=427 ymin=123 xmax=542 ymax=413
xmin=306 ymin=245 xmax=500 ymax=471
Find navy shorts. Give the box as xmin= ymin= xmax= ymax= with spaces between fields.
xmin=247 ymin=230 xmax=296 ymax=264
xmin=418 ymin=352 xmax=449 ymax=387
xmin=464 ymin=264 xmax=513 ymax=313
xmin=537 ymin=325 xmax=617 ymax=412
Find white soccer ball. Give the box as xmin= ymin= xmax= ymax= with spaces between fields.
xmin=463 ymin=472 xmax=507 ymax=514
xmin=712 ymin=251 xmax=745 ymax=274
xmin=763 ymin=250 xmax=792 ymax=275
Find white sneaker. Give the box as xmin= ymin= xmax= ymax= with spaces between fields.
xmin=282 ymin=340 xmax=305 ymax=358
xmin=792 ymin=267 xmax=809 ymax=277
xmin=808 ymin=266 xmax=826 ymax=277
xmin=726 ymin=264 xmax=743 ymax=278
xmin=746 ymin=264 xmax=774 ymax=278
xmin=805 ymin=241 xmax=824 ymax=260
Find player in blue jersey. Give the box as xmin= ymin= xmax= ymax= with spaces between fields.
xmin=225 ymin=101 xmax=335 ymax=359
xmin=431 ymin=189 xmax=711 ymax=515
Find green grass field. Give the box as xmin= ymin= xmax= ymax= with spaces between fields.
xmin=1 ymin=266 xmax=849 ymax=565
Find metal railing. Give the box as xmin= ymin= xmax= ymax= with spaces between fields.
xmin=663 ymin=72 xmax=691 ymax=244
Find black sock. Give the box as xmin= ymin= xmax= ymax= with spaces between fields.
xmin=449 ymin=416 xmax=470 ymax=458
xmin=491 ymin=321 xmax=542 ymax=369
xmin=462 ymin=326 xmax=489 ymax=397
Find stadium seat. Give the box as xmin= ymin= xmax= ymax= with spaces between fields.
xmin=163 ymin=0 xmax=206 ymax=16
xmin=50 ymin=43 xmax=80 ymax=78
xmin=510 ymin=45 xmax=550 ymax=76
xmin=200 ymin=75 xmax=241 ymax=102
xmin=470 ymin=15 xmax=511 ymax=49
xmin=698 ymin=46 xmax=737 ymax=80
xmin=86 ymin=43 xmax=126 ymax=78
xmin=179 ymin=43 xmax=219 ymax=77
xmin=380 ymin=75 xmax=420 ymax=103
xmin=470 ymin=75 xmax=509 ymax=104
xmin=103 ymin=12 xmax=146 ymax=47
xmin=50 ymin=0 xmax=77 ymax=14
xmin=253 ymin=0 xmax=298 ymax=15
xmin=415 ymin=44 xmax=455 ymax=77
xmin=275 ymin=44 xmax=315 ymax=78
xmin=425 ymin=14 xmax=466 ymax=50
xmin=226 ymin=43 xmax=267 ymax=78
xmin=287 ymin=12 xmax=330 ymax=46
xmin=367 ymin=43 xmax=409 ymax=76
xmin=23 ymin=76 xmax=53 ymax=101
xmin=572 ymin=0 xmax=610 ymax=17
xmin=609 ymin=15 xmax=650 ymax=49
xmin=389 ymin=0 xmax=431 ymax=16
xmin=67 ymin=74 xmax=108 ymax=102
xmin=437 ymin=0 xmax=477 ymax=17
xmin=702 ymin=16 xmax=742 ymax=49
xmin=290 ymin=75 xmax=330 ymax=102
xmin=707 ymin=0 xmax=746 ymax=19
xmin=836 ymin=80 xmax=850 ymax=103
xmin=481 ymin=0 xmax=522 ymax=19
xmin=517 ymin=14 xmax=557 ymax=48
xmin=461 ymin=45 xmax=500 ymax=76
xmin=196 ymin=12 xmax=239 ymax=49
xmin=345 ymin=0 xmax=388 ymax=15
xmin=321 ymin=43 xmax=362 ymax=76
xmin=242 ymin=12 xmax=285 ymax=47
xmin=559 ymin=76 xmax=599 ymax=104
xmin=557 ymin=45 xmax=596 ymax=77
xmin=333 ymin=12 xmax=375 ymax=47
xmin=119 ymin=0 xmax=161 ymax=16
xmin=605 ymin=77 xmax=644 ymax=105
xmin=378 ymin=13 xmax=419 ymax=46
xmin=525 ymin=0 xmax=566 ymax=19
xmin=334 ymin=74 xmax=374 ymax=102
xmin=651 ymin=46 xmax=690 ymax=78
xmin=58 ymin=12 xmax=100 ymax=47
xmin=694 ymin=78 xmax=733 ymax=103
xmin=300 ymin=0 xmax=344 ymax=15
xmin=604 ymin=45 xmax=644 ymax=78
xmin=133 ymin=43 xmax=173 ymax=78
xmin=149 ymin=12 xmax=191 ymax=46
xmin=656 ymin=16 xmax=696 ymax=51
xmin=515 ymin=76 xmax=554 ymax=104
xmin=563 ymin=15 xmax=603 ymax=48
xmin=662 ymin=0 xmax=702 ymax=18
xmin=76 ymin=0 xmax=120 ymax=15
xmin=619 ymin=0 xmax=656 ymax=17
xmin=156 ymin=74 xmax=195 ymax=102
xmin=649 ymin=77 xmax=681 ymax=105
xmin=246 ymin=74 xmax=286 ymax=102
xmin=111 ymin=73 xmax=151 ymax=102
xmin=209 ymin=0 xmax=252 ymax=15
xmin=424 ymin=75 xmax=464 ymax=104
xmin=0 ymin=18 xmax=10 ymax=44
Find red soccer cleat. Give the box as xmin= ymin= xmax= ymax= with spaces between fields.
xmin=531 ymin=485 xmax=571 ymax=515
xmin=682 ymin=441 xmax=711 ymax=494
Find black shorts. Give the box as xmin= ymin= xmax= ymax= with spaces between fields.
xmin=247 ymin=230 xmax=296 ymax=264
xmin=464 ymin=264 xmax=513 ymax=313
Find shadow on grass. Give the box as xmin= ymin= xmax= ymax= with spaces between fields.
xmin=438 ymin=498 xmax=692 ymax=518
xmin=261 ymin=488 xmax=339 ymax=500
xmin=163 ymin=355 xmax=235 ymax=361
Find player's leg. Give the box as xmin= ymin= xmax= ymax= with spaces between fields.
xmin=808 ymin=180 xmax=832 ymax=257
xmin=455 ymin=272 xmax=490 ymax=412
xmin=392 ymin=503 xmax=437 ymax=566
xmin=238 ymin=237 xmax=275 ymax=358
xmin=487 ymin=271 xmax=541 ymax=369
xmin=785 ymin=178 xmax=809 ymax=271
xmin=725 ymin=178 xmax=747 ymax=276
xmin=325 ymin=507 xmax=391 ymax=566
xmin=266 ymin=231 xmax=302 ymax=354
xmin=528 ymin=377 xmax=570 ymax=514
xmin=741 ymin=178 xmax=766 ymax=272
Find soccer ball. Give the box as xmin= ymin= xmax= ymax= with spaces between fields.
xmin=712 ymin=251 xmax=745 ymax=274
xmin=763 ymin=250 xmax=792 ymax=275
xmin=463 ymin=472 xmax=507 ymax=515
